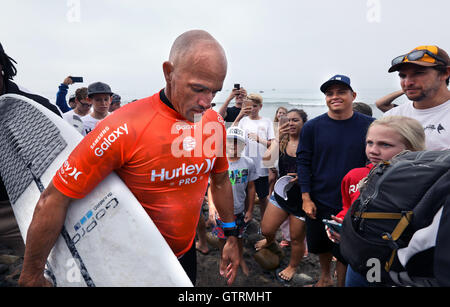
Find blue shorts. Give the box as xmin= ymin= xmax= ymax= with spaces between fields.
xmin=212 ymin=212 xmax=248 ymax=239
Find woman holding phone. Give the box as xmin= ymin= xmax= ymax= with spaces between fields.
xmin=256 ymin=108 xmax=309 ymax=283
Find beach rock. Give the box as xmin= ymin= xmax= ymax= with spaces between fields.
xmin=292 ymin=273 xmax=314 ymax=286
xmin=253 ymin=248 xmax=280 ymax=271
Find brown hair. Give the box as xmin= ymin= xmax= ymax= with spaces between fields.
xmin=279 ymin=109 xmax=308 ymax=154
xmin=75 ymin=87 xmax=88 ymax=101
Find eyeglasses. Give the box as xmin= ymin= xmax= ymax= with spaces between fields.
xmin=391 ymin=49 xmax=447 ymax=67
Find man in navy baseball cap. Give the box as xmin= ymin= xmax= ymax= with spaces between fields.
xmin=297 ymin=73 xmax=373 ymax=287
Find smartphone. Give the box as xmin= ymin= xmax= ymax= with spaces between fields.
xmin=70 ymin=76 xmax=84 ymax=83
xmin=322 ymin=219 xmax=342 ymax=234
xmin=279 ymin=115 xmax=289 ymax=127
xmin=234 ymin=83 xmax=240 ymax=90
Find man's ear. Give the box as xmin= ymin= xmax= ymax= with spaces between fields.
xmin=440 ymin=66 xmax=450 ymax=82
xmin=162 ymin=61 xmax=174 ymax=83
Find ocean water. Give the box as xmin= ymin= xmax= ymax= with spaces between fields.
xmin=211 ymin=88 xmax=410 ymax=121
xmin=47 ymin=87 xmax=410 ymax=121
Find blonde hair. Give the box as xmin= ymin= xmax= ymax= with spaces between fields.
xmin=273 ymin=107 xmax=288 ymax=122
xmin=369 ymin=116 xmax=425 ymax=151
xmin=247 ymin=93 xmax=263 ymax=105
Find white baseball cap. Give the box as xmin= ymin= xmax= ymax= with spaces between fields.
xmin=226 ymin=127 xmax=246 ymax=144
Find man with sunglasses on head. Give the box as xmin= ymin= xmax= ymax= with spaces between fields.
xmin=385 ymin=45 xmax=450 ymax=150
xmin=62 ymin=87 xmax=92 ymax=134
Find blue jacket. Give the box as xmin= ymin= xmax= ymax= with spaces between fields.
xmin=56 ymin=83 xmax=72 ymax=113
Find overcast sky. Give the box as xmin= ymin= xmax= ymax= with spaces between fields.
xmin=1 ymin=0 xmax=449 ymax=101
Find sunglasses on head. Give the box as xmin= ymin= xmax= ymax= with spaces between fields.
xmin=391 ymin=49 xmax=447 ymax=67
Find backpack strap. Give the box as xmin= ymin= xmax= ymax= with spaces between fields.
xmin=383 ymin=211 xmax=413 ymax=241
xmin=382 ymin=211 xmax=414 ymax=271
xmin=354 ymin=212 xmax=403 ymax=219
xmin=353 ymin=210 xmax=414 ymax=272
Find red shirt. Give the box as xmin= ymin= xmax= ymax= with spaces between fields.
xmin=53 ymin=91 xmax=228 ymax=257
xmin=336 ymin=163 xmax=374 ymax=220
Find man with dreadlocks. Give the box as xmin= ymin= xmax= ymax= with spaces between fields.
xmin=0 ymin=42 xmax=61 ymax=258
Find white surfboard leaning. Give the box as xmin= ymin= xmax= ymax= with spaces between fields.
xmin=0 ymin=94 xmax=193 ymax=287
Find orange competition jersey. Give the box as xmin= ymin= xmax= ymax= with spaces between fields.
xmin=53 ymin=91 xmax=229 ymax=257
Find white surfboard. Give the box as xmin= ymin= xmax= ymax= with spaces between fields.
xmin=0 ymin=94 xmax=193 ymax=287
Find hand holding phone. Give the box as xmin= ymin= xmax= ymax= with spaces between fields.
xmin=322 ymin=219 xmax=342 ymax=234
xmin=278 ymin=115 xmax=289 ymax=136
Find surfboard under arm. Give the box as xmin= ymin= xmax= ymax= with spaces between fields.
xmin=0 ymin=95 xmax=95 ymax=287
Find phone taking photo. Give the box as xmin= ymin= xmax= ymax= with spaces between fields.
xmin=279 ymin=115 xmax=289 ymax=127
xmin=70 ymin=76 xmax=83 ymax=83
xmin=322 ymin=219 xmax=342 ymax=234
xmin=234 ymin=83 xmax=240 ymax=90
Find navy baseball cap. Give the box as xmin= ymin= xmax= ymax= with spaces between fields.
xmin=111 ymin=93 xmax=121 ymax=103
xmin=320 ymin=74 xmax=353 ymax=93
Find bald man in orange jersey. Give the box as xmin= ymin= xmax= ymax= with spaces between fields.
xmin=19 ymin=30 xmax=239 ymax=287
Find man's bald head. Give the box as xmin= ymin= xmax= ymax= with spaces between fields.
xmin=168 ymin=30 xmax=227 ymax=69
xmin=162 ymin=30 xmax=228 ymax=122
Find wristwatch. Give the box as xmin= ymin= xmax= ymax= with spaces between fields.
xmin=223 ymin=227 xmax=239 ymax=238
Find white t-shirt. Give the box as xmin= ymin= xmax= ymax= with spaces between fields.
xmin=384 ymin=99 xmax=450 ymax=151
xmin=81 ymin=113 xmax=109 ymax=136
xmin=238 ymin=116 xmax=275 ymax=177
xmin=62 ymin=110 xmax=84 ymax=134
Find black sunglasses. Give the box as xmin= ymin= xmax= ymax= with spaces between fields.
xmin=392 ymin=49 xmax=447 ymax=66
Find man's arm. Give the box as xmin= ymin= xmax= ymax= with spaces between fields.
xmin=209 ymin=170 xmax=239 ymax=285
xmin=375 ymin=90 xmax=404 ymax=113
xmin=56 ymin=77 xmax=74 ymax=113
xmin=19 ymin=182 xmax=73 ymax=287
xmin=218 ymin=89 xmax=238 ymax=119
xmin=231 ymin=105 xmax=251 ymax=127
xmin=296 ymin=124 xmax=316 ymax=219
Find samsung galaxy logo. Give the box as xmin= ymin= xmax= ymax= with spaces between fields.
xmin=93 ymin=124 xmax=129 ymax=157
